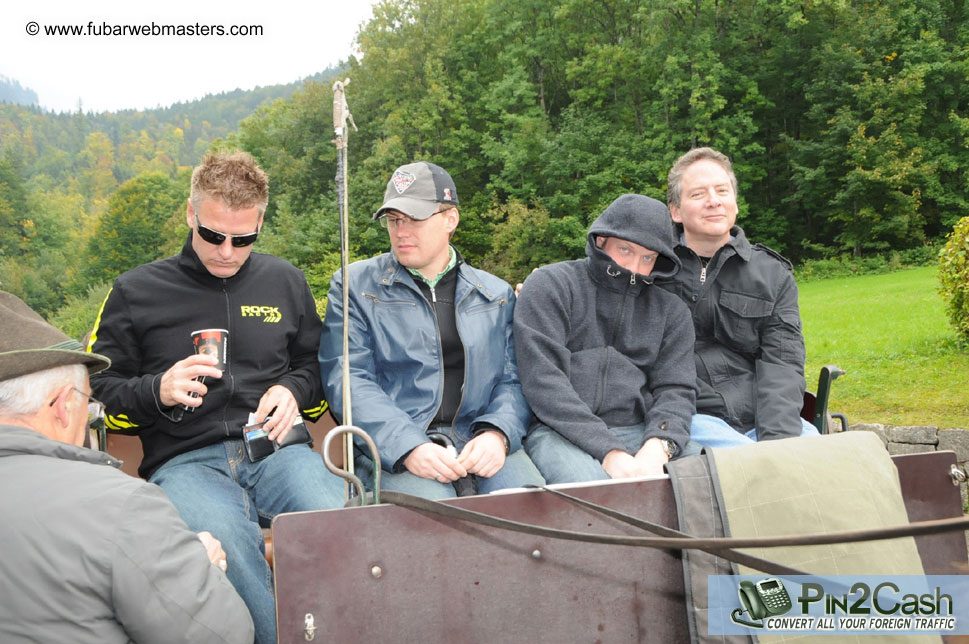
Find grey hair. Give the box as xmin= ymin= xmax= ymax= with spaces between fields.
xmin=0 ymin=364 xmax=87 ymax=418
xmin=667 ymin=147 xmax=738 ymax=208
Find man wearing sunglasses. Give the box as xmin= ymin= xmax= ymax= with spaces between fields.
xmin=0 ymin=291 xmax=253 ymax=643
xmin=319 ymin=161 xmax=544 ymax=499
xmin=88 ymin=150 xmax=343 ymax=644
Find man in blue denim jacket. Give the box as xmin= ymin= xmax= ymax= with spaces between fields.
xmin=319 ymin=161 xmax=544 ymax=499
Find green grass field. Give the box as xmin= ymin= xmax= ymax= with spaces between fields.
xmin=800 ymin=266 xmax=969 ymax=429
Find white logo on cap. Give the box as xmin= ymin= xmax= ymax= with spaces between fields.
xmin=391 ymin=169 xmax=417 ymax=194
xmin=443 ymin=188 xmax=452 ymax=200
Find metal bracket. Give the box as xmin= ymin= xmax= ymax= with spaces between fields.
xmin=950 ymin=463 xmax=967 ymax=487
xmin=304 ymin=613 xmax=316 ymax=641
xmin=322 ymin=425 xmax=382 ymax=505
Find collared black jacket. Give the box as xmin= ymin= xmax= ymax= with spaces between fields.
xmin=90 ymin=234 xmax=326 ymax=478
xmin=656 ymin=226 xmax=806 ymax=439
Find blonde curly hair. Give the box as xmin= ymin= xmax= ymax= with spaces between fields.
xmin=190 ymin=150 xmax=269 ymax=214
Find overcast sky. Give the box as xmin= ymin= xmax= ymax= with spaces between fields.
xmin=1 ymin=0 xmax=378 ymax=113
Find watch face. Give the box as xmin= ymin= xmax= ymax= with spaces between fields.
xmin=662 ymin=439 xmax=676 ymax=457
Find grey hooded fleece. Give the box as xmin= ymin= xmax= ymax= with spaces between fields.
xmin=514 ymin=194 xmax=697 ymax=459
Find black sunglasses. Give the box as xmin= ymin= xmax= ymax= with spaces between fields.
xmin=194 ymin=213 xmax=260 ymax=247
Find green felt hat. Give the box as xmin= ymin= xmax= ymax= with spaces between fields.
xmin=0 ymin=291 xmax=110 ymax=382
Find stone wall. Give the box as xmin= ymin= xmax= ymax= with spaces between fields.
xmin=849 ymin=423 xmax=969 ymax=508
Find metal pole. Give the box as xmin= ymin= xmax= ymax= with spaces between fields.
xmin=332 ymin=79 xmax=358 ymax=498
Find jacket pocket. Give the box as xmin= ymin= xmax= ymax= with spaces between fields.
xmin=463 ymin=298 xmax=506 ymax=316
xmin=568 ymin=347 xmax=644 ymax=419
xmin=715 ymin=291 xmax=772 ymax=353
xmin=362 ymin=292 xmax=417 ymax=307
xmin=695 ymin=348 xmax=756 ymax=428
xmin=569 ymin=348 xmax=607 ymax=414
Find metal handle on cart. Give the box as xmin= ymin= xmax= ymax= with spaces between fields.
xmin=322 ymin=425 xmax=381 ymax=505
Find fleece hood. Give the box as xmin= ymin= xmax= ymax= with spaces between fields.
xmin=586 ymin=193 xmax=679 ymax=282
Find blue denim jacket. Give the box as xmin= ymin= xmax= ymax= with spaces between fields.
xmin=319 ymin=251 xmax=531 ymax=471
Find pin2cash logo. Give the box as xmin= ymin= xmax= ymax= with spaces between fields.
xmin=798 ymin=581 xmax=955 ymax=631
xmin=731 ymin=578 xmax=957 ymax=632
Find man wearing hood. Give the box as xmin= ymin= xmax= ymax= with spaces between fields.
xmin=514 ymin=194 xmax=697 ymax=483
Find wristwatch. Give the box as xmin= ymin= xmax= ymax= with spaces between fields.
xmin=659 ymin=438 xmax=678 ymax=459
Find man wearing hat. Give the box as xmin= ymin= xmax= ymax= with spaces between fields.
xmin=319 ymin=161 xmax=544 ymax=498
xmin=0 ymin=291 xmax=253 ymax=643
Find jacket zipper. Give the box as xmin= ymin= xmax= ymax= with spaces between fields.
xmin=451 ymin=278 xmax=477 ymax=430
xmin=595 ymin=272 xmax=632 ymax=414
xmin=399 ymin=273 xmax=449 ymax=432
xmin=222 ymin=280 xmax=233 ymax=436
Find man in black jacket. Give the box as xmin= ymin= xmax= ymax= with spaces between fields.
xmin=658 ymin=147 xmax=818 ymax=444
xmin=89 ymin=150 xmax=343 ymax=644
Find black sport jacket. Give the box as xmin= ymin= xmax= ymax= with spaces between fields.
xmin=89 ymin=235 xmax=326 ymax=478
xmin=656 ymin=226 xmax=806 ymax=439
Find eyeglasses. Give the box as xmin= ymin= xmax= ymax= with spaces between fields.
xmin=194 ymin=213 xmax=260 ymax=247
xmin=379 ymin=207 xmax=453 ymax=230
xmin=74 ymin=387 xmax=106 ymax=433
xmin=49 ymin=387 xmax=106 ymax=432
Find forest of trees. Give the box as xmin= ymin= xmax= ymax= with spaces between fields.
xmin=1 ymin=0 xmax=967 ymax=338
xmin=0 ymin=70 xmax=334 ymax=326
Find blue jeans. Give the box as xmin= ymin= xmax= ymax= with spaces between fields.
xmin=689 ymin=414 xmax=820 ymax=448
xmin=523 ymin=422 xmax=704 ymax=485
xmin=149 ymin=440 xmax=345 ymax=644
xmin=355 ymin=434 xmax=545 ymax=500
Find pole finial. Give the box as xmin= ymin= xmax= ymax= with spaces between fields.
xmin=332 ymin=78 xmax=357 ymax=144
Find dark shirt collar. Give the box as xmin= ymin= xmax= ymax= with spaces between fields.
xmin=675 ymin=225 xmax=752 ymax=263
xmin=177 ymin=231 xmax=254 ymax=283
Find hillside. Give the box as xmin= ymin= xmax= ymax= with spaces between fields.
xmin=0 ymin=66 xmax=343 ymax=317
xmin=0 ymin=67 xmax=340 ymax=185
xmin=0 ymin=76 xmax=39 ymax=107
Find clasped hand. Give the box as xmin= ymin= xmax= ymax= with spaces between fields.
xmin=404 ymin=430 xmax=507 ymax=481
xmin=601 ymin=437 xmax=669 ymax=479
